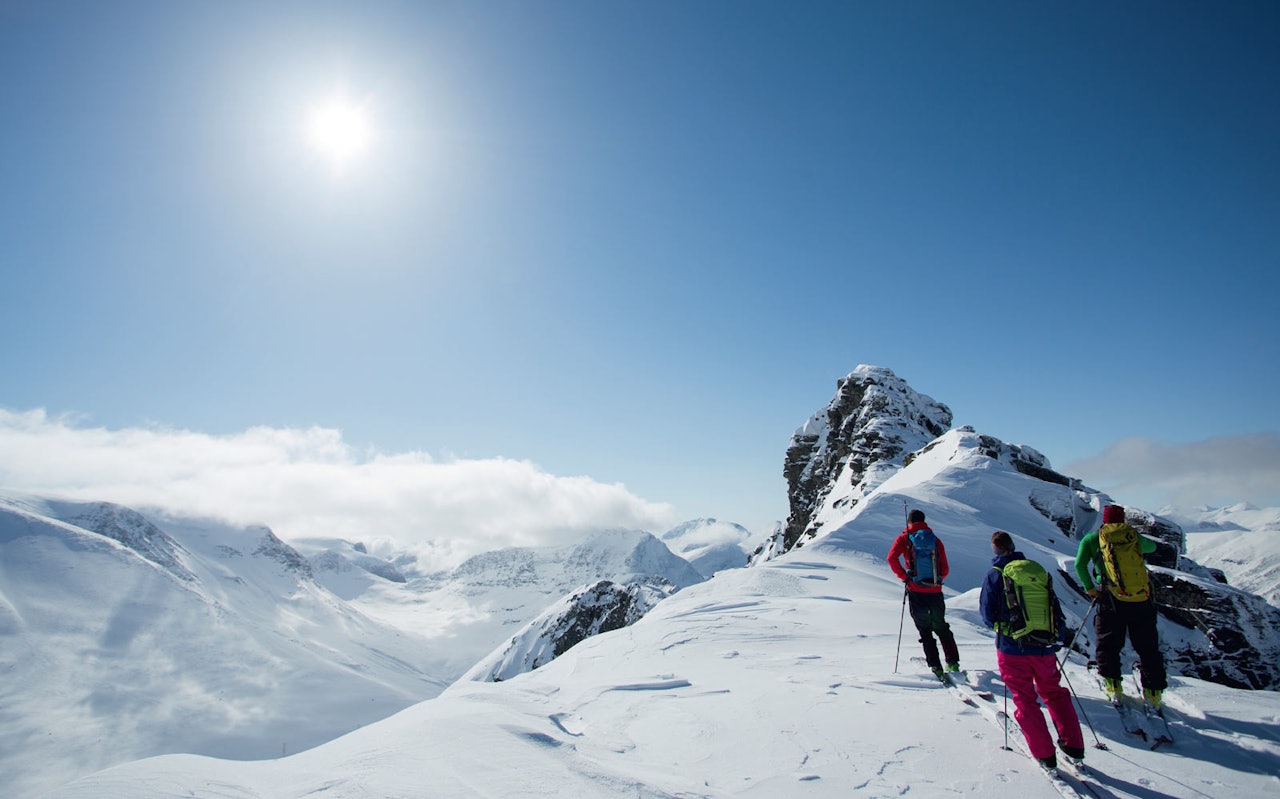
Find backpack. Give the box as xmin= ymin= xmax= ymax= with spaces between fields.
xmin=1098 ymin=523 xmax=1150 ymax=602
xmin=996 ymin=559 xmax=1058 ymax=648
xmin=907 ymin=527 xmax=940 ymax=586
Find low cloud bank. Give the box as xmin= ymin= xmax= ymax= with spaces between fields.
xmin=0 ymin=409 xmax=677 ymax=568
xmin=1066 ymin=432 xmax=1280 ymax=511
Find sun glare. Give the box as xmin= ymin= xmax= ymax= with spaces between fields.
xmin=306 ymin=99 xmax=372 ymax=166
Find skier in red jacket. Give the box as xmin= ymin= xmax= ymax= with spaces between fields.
xmin=888 ymin=509 xmax=960 ymax=677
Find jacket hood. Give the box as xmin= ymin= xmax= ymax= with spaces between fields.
xmin=990 ymin=550 xmax=1025 ymax=568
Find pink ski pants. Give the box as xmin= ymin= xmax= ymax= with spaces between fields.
xmin=997 ymin=650 xmax=1085 ymax=759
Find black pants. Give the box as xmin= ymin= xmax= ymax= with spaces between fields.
xmin=1094 ymin=593 xmax=1167 ymax=691
xmin=908 ymin=590 xmax=959 ymax=670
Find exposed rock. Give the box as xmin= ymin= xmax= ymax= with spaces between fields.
xmin=549 ymin=580 xmax=651 ymax=658
xmin=463 ymin=579 xmax=668 ymax=682
xmin=252 ymin=528 xmax=314 ymax=579
xmin=764 ymin=365 xmax=951 ymax=559
xmin=51 ymin=501 xmax=195 ymax=582
xmin=1150 ymin=569 xmax=1280 ymax=690
xmin=311 ymin=550 xmax=408 ymax=584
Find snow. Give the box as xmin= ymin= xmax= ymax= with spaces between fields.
xmin=37 ymin=433 xmax=1280 ymax=799
xmin=0 ymin=493 xmax=451 ymax=797
xmin=1174 ymin=504 xmax=1280 ymax=606
xmin=0 ymin=494 xmax=718 ymax=797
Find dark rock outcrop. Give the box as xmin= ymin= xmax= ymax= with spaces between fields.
xmin=1150 ymin=569 xmax=1280 ymax=690
xmin=252 ymin=528 xmax=314 ymax=578
xmin=763 ymin=366 xmax=951 ymax=559
xmin=464 ymin=579 xmax=668 ymax=682
xmin=55 ymin=501 xmax=195 ymax=582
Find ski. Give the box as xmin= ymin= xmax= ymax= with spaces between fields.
xmin=909 ymin=664 xmax=982 ymax=706
xmin=936 ymin=670 xmax=979 ymax=707
xmin=1056 ymin=756 xmax=1106 ymax=799
xmin=925 ymin=664 xmax=1104 ymax=799
xmin=944 ymin=672 xmax=998 ymax=706
xmin=1109 ymin=695 xmax=1151 ymax=742
xmin=1140 ymin=704 xmax=1175 ymax=748
xmin=1036 ymin=762 xmax=1093 ymax=799
xmin=953 ymin=668 xmax=998 ymax=702
xmin=1088 ymin=664 xmax=1151 ymax=742
xmin=1130 ymin=662 xmax=1175 ymax=748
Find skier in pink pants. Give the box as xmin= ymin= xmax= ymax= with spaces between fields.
xmin=980 ymin=531 xmax=1085 ymax=772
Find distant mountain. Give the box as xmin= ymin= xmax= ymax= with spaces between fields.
xmin=1168 ymin=504 xmax=1280 ymax=606
xmin=0 ymin=492 xmax=710 ymax=796
xmin=661 ymin=517 xmax=758 ymax=578
xmin=398 ymin=529 xmax=705 ymax=682
xmin=0 ymin=491 xmax=448 ymax=798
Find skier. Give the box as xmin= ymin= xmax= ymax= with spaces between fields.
xmin=1074 ymin=504 xmax=1168 ymax=707
xmin=887 ymin=509 xmax=960 ymax=678
xmin=981 ymin=531 xmax=1085 ymax=771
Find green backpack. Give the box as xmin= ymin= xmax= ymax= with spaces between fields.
xmin=996 ymin=559 xmax=1058 ymax=648
xmin=1098 ymin=523 xmax=1150 ymax=602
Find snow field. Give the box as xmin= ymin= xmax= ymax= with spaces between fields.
xmin=49 ymin=546 xmax=1280 ymax=798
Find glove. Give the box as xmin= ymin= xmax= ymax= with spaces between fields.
xmin=1087 ymin=588 xmax=1100 ymax=599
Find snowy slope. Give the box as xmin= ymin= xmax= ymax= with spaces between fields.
xmin=45 ymin=435 xmax=1280 ymax=798
xmin=0 ymin=493 xmax=448 ymax=798
xmin=0 ymin=495 xmax=711 ymax=797
xmin=295 ymin=528 xmax=707 ymax=679
xmin=1171 ymin=504 xmax=1280 ymax=606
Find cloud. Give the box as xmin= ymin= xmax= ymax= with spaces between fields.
xmin=0 ymin=409 xmax=678 ymax=567
xmin=1065 ymin=432 xmax=1280 ymax=511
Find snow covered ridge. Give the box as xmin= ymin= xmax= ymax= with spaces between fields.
xmin=0 ymin=492 xmax=456 ymax=798
xmin=0 ymin=491 xmax=728 ymax=796
xmin=44 ymin=539 xmax=1280 ymax=799
xmin=766 ymin=368 xmax=1280 ymax=691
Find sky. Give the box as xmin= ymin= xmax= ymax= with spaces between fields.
xmin=1 ymin=1 xmax=1278 ymax=554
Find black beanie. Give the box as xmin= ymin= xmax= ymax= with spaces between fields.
xmin=908 ymin=509 xmax=926 ymax=524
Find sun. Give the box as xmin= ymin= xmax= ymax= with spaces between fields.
xmin=306 ymin=98 xmax=372 ymax=166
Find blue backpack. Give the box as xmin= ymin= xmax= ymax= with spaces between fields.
xmin=908 ymin=528 xmax=940 ymax=586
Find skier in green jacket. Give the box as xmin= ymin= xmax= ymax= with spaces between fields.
xmin=1074 ymin=504 xmax=1167 ymax=706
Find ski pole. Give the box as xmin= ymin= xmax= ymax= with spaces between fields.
xmin=1058 ymin=592 xmax=1100 ymax=672
xmin=893 ymin=581 xmax=908 ymax=673
xmin=893 ymin=500 xmax=910 ymax=673
xmin=1056 ymin=654 xmax=1108 ymax=751
xmin=1002 ymin=682 xmax=1011 ymax=751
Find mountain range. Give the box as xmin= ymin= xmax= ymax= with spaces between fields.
xmin=0 ymin=495 xmax=748 ymax=797
xmin=6 ymin=364 xmax=1279 ymax=797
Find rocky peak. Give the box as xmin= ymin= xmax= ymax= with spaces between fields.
xmin=50 ymin=500 xmax=195 ymax=583
xmin=252 ymin=527 xmax=314 ymax=579
xmin=771 ymin=366 xmax=1280 ymax=690
xmin=772 ymin=365 xmax=951 ymax=555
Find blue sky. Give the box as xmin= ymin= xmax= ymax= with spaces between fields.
xmin=1 ymin=1 xmax=1277 ymax=551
